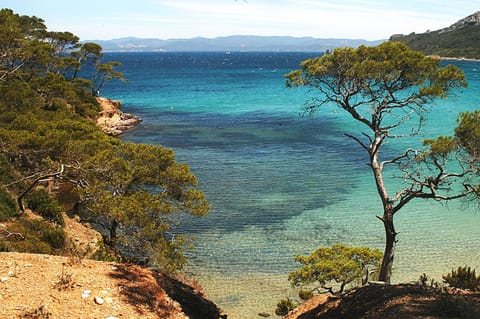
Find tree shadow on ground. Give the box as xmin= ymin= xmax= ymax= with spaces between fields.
xmin=109 ymin=264 xmax=221 ymax=319
xmin=151 ymin=270 xmax=221 ymax=319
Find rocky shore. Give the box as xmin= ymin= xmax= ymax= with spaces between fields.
xmin=96 ymin=97 xmax=142 ymax=136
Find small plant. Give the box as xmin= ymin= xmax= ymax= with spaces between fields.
xmin=0 ymin=240 xmax=11 ymax=252
xmin=54 ymin=264 xmax=75 ymax=291
xmin=63 ymin=240 xmax=86 ymax=265
xmin=443 ymin=266 xmax=480 ymax=291
xmin=298 ymin=289 xmax=314 ymax=301
xmin=0 ymin=187 xmax=16 ymax=222
xmin=275 ymin=298 xmax=297 ymax=316
xmin=18 ymin=304 xmax=51 ymax=318
xmin=418 ymin=273 xmax=439 ymax=288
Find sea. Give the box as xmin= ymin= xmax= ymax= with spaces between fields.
xmin=101 ymin=51 xmax=480 ymax=318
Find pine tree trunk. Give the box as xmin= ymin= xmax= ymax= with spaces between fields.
xmin=378 ymin=210 xmax=396 ymax=283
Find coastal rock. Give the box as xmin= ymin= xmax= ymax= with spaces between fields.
xmin=96 ymin=97 xmax=142 ymax=136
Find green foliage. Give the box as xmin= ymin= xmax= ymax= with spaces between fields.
xmin=41 ymin=226 xmax=67 ymax=249
xmin=90 ymin=241 xmax=121 ymax=263
xmin=0 ymin=8 xmax=209 ymax=271
xmin=26 ymin=189 xmax=65 ymax=226
xmin=5 ymin=217 xmax=66 ymax=254
xmin=289 ymin=244 xmax=382 ymax=294
xmin=443 ymin=266 xmax=480 ymax=291
xmin=0 ymin=240 xmax=11 ymax=252
xmin=392 ymin=24 xmax=480 ymax=59
xmin=423 ymin=136 xmax=456 ymax=158
xmin=298 ymin=289 xmax=314 ymax=301
xmin=275 ymin=298 xmax=297 ymax=316
xmin=286 ymin=42 xmax=466 ymax=116
xmin=286 ymin=40 xmax=476 ymax=285
xmin=0 ymin=187 xmax=16 ymax=222
xmin=455 ymin=110 xmax=480 ymax=160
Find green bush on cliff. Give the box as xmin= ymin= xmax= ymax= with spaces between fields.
xmin=0 ymin=188 xmax=16 ymax=222
xmin=3 ymin=217 xmax=66 ymax=254
xmin=26 ymin=189 xmax=65 ymax=227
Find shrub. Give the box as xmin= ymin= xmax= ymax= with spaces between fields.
xmin=26 ymin=188 xmax=65 ymax=226
xmin=418 ymin=273 xmax=439 ymax=288
xmin=443 ymin=266 xmax=480 ymax=291
xmin=5 ymin=218 xmax=66 ymax=254
xmin=0 ymin=240 xmax=12 ymax=252
xmin=275 ymin=298 xmax=297 ymax=316
xmin=298 ymin=289 xmax=315 ymax=301
xmin=0 ymin=187 xmax=16 ymax=222
xmin=41 ymin=227 xmax=66 ymax=249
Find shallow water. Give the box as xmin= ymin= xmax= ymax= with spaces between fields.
xmin=102 ymin=52 xmax=480 ymax=318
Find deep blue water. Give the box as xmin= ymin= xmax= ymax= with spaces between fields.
xmin=101 ymin=52 xmax=480 ymax=317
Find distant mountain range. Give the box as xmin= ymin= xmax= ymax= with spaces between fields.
xmin=89 ymin=35 xmax=384 ymax=52
xmin=391 ymin=11 xmax=480 ymax=59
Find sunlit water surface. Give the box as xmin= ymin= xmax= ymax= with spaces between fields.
xmin=102 ymin=52 xmax=480 ymax=318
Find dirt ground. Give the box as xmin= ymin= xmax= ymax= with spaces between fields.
xmin=284 ymin=283 xmax=480 ymax=319
xmin=0 ymin=251 xmax=221 ymax=319
xmin=0 ymin=214 xmax=220 ymax=319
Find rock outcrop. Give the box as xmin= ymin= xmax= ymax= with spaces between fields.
xmin=96 ymin=97 xmax=142 ymax=136
xmin=439 ymin=11 xmax=480 ymax=33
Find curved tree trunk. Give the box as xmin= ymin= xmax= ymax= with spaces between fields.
xmin=378 ymin=209 xmax=396 ymax=283
xmin=17 ymin=165 xmax=64 ymax=213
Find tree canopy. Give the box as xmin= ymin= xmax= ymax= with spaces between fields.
xmin=289 ymin=244 xmax=382 ymax=295
xmin=286 ymin=41 xmax=480 ymax=283
xmin=0 ymin=8 xmax=209 ymax=272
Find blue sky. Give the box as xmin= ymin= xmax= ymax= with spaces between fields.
xmin=2 ymin=0 xmax=478 ymax=40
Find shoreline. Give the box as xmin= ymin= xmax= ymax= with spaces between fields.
xmin=428 ymin=54 xmax=480 ymax=62
xmin=95 ymin=97 xmax=142 ymax=136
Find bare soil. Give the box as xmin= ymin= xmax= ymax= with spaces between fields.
xmin=285 ymin=283 xmax=480 ymax=319
xmin=0 ymin=252 xmax=220 ymax=319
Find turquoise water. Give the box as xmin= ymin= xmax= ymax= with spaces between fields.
xmin=103 ymin=52 xmax=480 ymax=318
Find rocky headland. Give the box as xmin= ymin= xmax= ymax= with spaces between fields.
xmin=96 ymin=97 xmax=142 ymax=136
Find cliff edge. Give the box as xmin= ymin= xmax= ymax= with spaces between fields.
xmin=0 ymin=252 xmax=221 ymax=319
xmin=96 ymin=97 xmax=142 ymax=136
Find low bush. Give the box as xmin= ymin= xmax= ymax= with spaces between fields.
xmin=26 ymin=188 xmax=65 ymax=226
xmin=0 ymin=187 xmax=16 ymax=222
xmin=0 ymin=240 xmax=12 ymax=252
xmin=5 ymin=218 xmax=66 ymax=254
xmin=298 ymin=289 xmax=315 ymax=301
xmin=443 ymin=266 xmax=480 ymax=291
xmin=41 ymin=227 xmax=67 ymax=250
xmin=275 ymin=298 xmax=297 ymax=316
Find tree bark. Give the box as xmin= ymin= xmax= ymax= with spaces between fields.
xmin=378 ymin=209 xmax=396 ymax=283
xmin=370 ymin=133 xmax=397 ymax=284
xmin=17 ymin=165 xmax=64 ymax=213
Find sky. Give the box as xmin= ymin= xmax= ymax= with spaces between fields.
xmin=1 ymin=0 xmax=479 ymax=41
